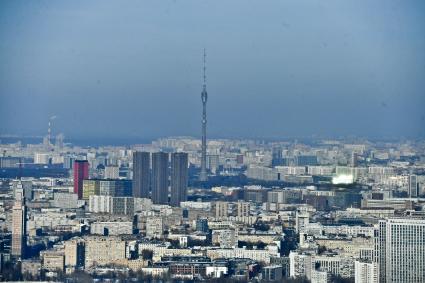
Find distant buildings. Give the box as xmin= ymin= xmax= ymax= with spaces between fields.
xmin=206 ymin=154 xmax=219 ymax=174
xmin=409 ymin=174 xmax=418 ymax=197
xmin=74 ymin=160 xmax=89 ymax=199
xmin=104 ymin=165 xmax=119 ymax=179
xmin=3 ymin=136 xmax=425 ymax=282
xmin=90 ymin=222 xmax=133 ymax=236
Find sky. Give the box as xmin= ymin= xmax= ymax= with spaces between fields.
xmin=1 ymin=0 xmax=425 ymax=141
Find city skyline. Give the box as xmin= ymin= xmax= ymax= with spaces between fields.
xmin=1 ymin=1 xmax=425 ymax=282
xmin=1 ymin=0 xmax=425 ymax=140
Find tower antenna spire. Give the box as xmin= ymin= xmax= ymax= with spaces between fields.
xmin=203 ymin=48 xmax=206 ymax=87
xmin=200 ymin=48 xmax=208 ymax=181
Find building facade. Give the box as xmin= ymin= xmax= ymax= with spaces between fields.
xmin=376 ymin=218 xmax=425 ymax=283
xmin=133 ymin=152 xmax=150 ymax=198
xmin=151 ymin=152 xmax=169 ymax=205
xmin=170 ymin=152 xmax=188 ymax=207
xmin=74 ymin=160 xmax=89 ymax=199
xmin=11 ymin=188 xmax=26 ymax=259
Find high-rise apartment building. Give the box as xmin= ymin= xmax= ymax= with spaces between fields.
xmin=170 ymin=152 xmax=188 ymax=207
xmin=11 ymin=188 xmax=26 ymax=259
xmin=376 ymin=218 xmax=425 ymax=283
xmin=151 ymin=152 xmax=169 ymax=204
xmin=132 ymin=151 xmax=150 ymax=198
xmin=74 ymin=160 xmax=89 ymax=199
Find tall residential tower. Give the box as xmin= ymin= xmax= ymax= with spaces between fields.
xmin=199 ymin=49 xmax=208 ymax=181
xmin=11 ymin=187 xmax=26 ymax=259
xmin=132 ymin=151 xmax=150 ymax=198
xmin=170 ymin=152 xmax=188 ymax=207
xmin=151 ymin=152 xmax=169 ymax=204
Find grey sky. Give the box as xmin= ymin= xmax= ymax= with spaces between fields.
xmin=1 ymin=0 xmax=424 ymax=140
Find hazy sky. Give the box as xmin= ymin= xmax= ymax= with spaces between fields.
xmin=1 ymin=0 xmax=424 ymax=140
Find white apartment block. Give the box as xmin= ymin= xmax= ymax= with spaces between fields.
xmin=376 ymin=218 xmax=425 ymax=283
xmin=354 ymin=261 xmax=378 ymax=283
xmin=84 ymin=236 xmax=126 ymax=267
xmin=90 ymin=221 xmax=133 ymax=236
xmin=207 ymin=247 xmax=277 ymax=264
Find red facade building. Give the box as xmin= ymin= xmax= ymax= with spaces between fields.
xmin=73 ymin=160 xmax=89 ymax=199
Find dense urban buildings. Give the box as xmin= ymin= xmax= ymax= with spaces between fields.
xmin=2 ymin=0 xmax=423 ymax=281
xmin=1 ymin=136 xmax=425 ymax=281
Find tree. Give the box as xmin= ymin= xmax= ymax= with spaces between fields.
xmin=317 ymin=245 xmax=327 ymax=255
xmin=141 ymin=249 xmax=153 ymax=260
xmin=67 ymin=270 xmax=93 ymax=283
xmin=254 ymin=221 xmax=270 ymax=232
xmin=0 ymin=261 xmax=22 ymax=281
xmin=329 ymin=275 xmax=354 ymax=283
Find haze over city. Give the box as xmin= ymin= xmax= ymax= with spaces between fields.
xmin=2 ymin=1 xmax=425 ymax=283
xmin=1 ymin=0 xmax=425 ymax=141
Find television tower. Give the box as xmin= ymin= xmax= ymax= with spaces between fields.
xmin=199 ymin=49 xmax=208 ymax=181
